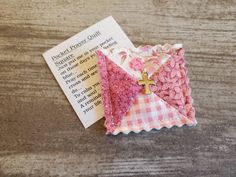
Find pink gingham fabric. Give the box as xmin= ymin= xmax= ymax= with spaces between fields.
xmin=96 ymin=44 xmax=197 ymax=135
xmin=113 ymin=93 xmax=193 ymax=135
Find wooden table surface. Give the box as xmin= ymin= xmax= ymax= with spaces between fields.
xmin=0 ymin=0 xmax=236 ymax=176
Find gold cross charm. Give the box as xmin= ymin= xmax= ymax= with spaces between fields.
xmin=138 ymin=72 xmax=155 ymax=94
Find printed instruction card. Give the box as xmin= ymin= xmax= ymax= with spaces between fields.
xmin=43 ymin=16 xmax=134 ymax=128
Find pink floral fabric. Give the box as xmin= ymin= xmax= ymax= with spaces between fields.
xmin=129 ymin=57 xmax=144 ymax=71
xmin=96 ymin=44 xmax=196 ymax=134
xmin=151 ymin=48 xmax=195 ymax=122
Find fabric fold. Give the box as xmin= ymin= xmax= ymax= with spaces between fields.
xmin=96 ymin=44 xmax=197 ymax=135
xmin=96 ymin=50 xmax=142 ymax=133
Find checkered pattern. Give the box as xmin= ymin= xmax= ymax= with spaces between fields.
xmin=112 ymin=93 xmax=194 ymax=135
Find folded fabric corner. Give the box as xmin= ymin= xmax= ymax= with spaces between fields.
xmin=96 ymin=44 xmax=196 ymax=135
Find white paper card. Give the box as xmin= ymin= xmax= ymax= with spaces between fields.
xmin=43 ymin=16 xmax=134 ymax=128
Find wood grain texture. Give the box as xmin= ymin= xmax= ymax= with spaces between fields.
xmin=0 ymin=0 xmax=235 ymax=176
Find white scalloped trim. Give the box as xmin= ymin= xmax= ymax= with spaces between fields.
xmin=112 ymin=121 xmax=197 ymax=135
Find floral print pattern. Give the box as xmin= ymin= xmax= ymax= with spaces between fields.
xmin=129 ymin=57 xmax=144 ymax=71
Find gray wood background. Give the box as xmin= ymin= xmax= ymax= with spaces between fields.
xmin=0 ymin=0 xmax=235 ymax=176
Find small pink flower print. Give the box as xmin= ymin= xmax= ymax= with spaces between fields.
xmin=129 ymin=58 xmax=144 ymax=71
xmin=119 ymin=51 xmax=127 ymax=63
xmin=139 ymin=45 xmax=152 ymax=52
xmin=162 ymin=44 xmax=172 ymax=53
xmin=144 ymin=58 xmax=160 ymax=75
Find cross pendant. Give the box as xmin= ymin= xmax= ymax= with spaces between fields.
xmin=138 ymin=72 xmax=155 ymax=94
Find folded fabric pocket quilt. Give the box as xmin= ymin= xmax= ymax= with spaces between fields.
xmin=96 ymin=44 xmax=197 ymax=135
